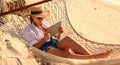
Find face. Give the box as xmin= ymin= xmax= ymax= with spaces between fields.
xmin=31 ymin=16 xmax=44 ymax=25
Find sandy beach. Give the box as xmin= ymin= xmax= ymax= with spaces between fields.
xmin=1 ymin=0 xmax=120 ymax=65
xmin=66 ymin=0 xmax=120 ymax=44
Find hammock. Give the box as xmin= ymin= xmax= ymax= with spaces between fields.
xmin=0 ymin=0 xmax=120 ymax=65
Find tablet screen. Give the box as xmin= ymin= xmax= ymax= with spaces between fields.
xmin=47 ymin=21 xmax=61 ymax=36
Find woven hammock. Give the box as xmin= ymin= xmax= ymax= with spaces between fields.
xmin=0 ymin=0 xmax=120 ymax=65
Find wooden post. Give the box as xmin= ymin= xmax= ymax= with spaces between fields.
xmin=0 ymin=0 xmax=52 ymax=16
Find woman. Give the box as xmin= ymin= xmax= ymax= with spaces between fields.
xmin=24 ymin=6 xmax=112 ymax=59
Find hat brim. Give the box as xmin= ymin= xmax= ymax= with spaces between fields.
xmin=31 ymin=10 xmax=50 ymax=18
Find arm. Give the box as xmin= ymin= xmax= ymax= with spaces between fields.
xmin=55 ymin=27 xmax=64 ymax=40
xmin=33 ymin=37 xmax=46 ymax=48
xmin=33 ymin=33 xmax=51 ymax=48
xmin=24 ymin=29 xmax=51 ymax=48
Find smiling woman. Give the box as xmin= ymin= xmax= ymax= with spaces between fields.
xmin=23 ymin=6 xmax=113 ymax=59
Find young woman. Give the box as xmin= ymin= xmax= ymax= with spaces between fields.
xmin=24 ymin=6 xmax=112 ymax=59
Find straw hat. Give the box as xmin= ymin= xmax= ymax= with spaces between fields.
xmin=30 ymin=6 xmax=50 ymax=18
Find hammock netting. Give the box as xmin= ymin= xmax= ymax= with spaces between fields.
xmin=0 ymin=0 xmax=120 ymax=65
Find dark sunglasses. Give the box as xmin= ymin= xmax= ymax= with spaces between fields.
xmin=37 ymin=17 xmax=43 ymax=19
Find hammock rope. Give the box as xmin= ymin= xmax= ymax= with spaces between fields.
xmin=0 ymin=0 xmax=120 ymax=64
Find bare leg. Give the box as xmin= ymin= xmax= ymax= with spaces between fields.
xmin=68 ymin=49 xmax=113 ymax=59
xmin=58 ymin=36 xmax=90 ymax=55
xmin=47 ymin=48 xmax=113 ymax=59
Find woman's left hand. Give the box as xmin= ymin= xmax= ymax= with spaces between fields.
xmin=54 ymin=27 xmax=64 ymax=39
xmin=58 ymin=27 xmax=64 ymax=34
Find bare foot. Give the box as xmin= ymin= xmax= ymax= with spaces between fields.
xmin=103 ymin=49 xmax=113 ymax=58
xmin=93 ymin=49 xmax=113 ymax=59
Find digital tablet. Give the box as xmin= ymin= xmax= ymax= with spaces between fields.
xmin=47 ymin=21 xmax=61 ymax=36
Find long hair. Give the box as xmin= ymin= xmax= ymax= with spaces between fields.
xmin=30 ymin=16 xmax=33 ymax=24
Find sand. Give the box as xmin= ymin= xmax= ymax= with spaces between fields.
xmin=1 ymin=0 xmax=120 ymax=65
xmin=66 ymin=0 xmax=120 ymax=44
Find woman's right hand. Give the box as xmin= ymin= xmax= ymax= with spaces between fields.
xmin=44 ymin=33 xmax=51 ymax=41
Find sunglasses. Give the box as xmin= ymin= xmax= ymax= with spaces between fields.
xmin=37 ymin=17 xmax=43 ymax=19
